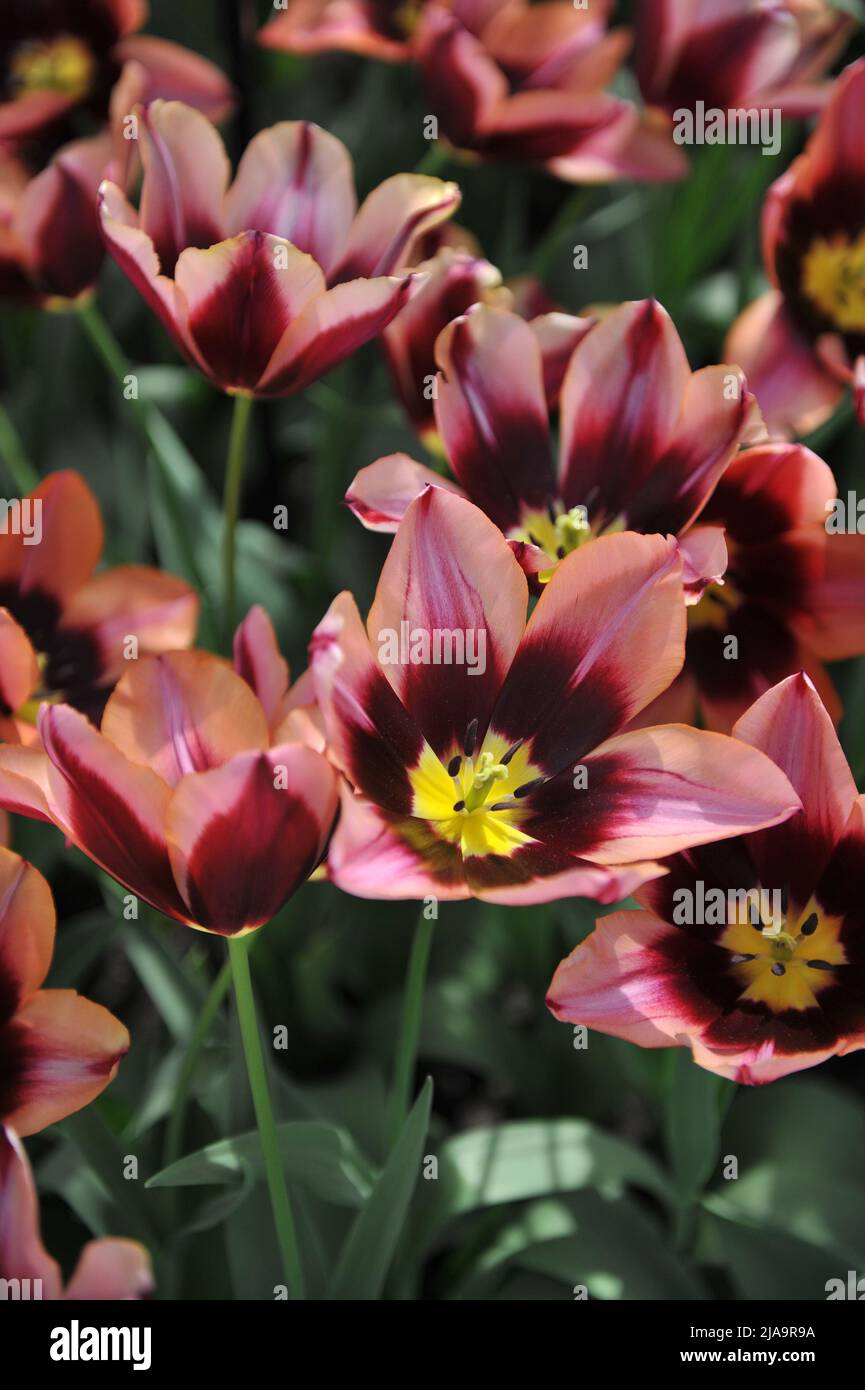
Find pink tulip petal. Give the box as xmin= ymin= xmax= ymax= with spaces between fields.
xmin=38 ymin=704 xmax=188 ymax=922
xmin=3 ymin=989 xmax=129 ymax=1136
xmin=137 ymin=100 xmax=229 ymax=275
xmin=490 ymin=531 xmax=685 ymax=773
xmin=724 ymin=291 xmax=843 ymax=440
xmin=434 ymin=306 xmax=557 ymax=533
xmin=732 ymin=672 xmax=856 ymax=910
xmin=547 ymin=909 xmax=721 ymax=1047
xmin=333 ymin=174 xmax=461 ymax=282
xmin=174 ymin=231 xmax=325 ymax=391
xmin=367 ymin=488 xmax=527 ymax=758
xmin=166 ymin=744 xmax=338 ymax=935
xmin=60 ymin=564 xmax=199 ymax=687
xmin=326 ymin=788 xmax=470 ymax=901
xmin=527 ymin=723 xmax=800 ymax=865
xmin=64 ymin=1238 xmax=155 ymax=1300
xmin=0 ymin=848 xmax=55 ymax=1011
xmin=559 ymin=299 xmax=690 ymax=523
xmin=116 ymin=35 xmax=235 ymax=123
xmin=225 ymin=121 xmax=356 ymax=279
xmin=258 ymin=274 xmax=415 ymax=398
xmin=233 ymin=605 xmax=290 ymax=729
xmin=101 ymin=651 xmax=269 ymax=788
xmin=0 ymin=1126 xmax=61 ymax=1296
xmin=311 ymin=591 xmax=426 ymax=814
xmin=346 ymin=454 xmax=466 ymax=532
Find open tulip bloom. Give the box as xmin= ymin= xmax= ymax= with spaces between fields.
xmin=727 ymin=57 xmax=865 ymax=436
xmin=0 ymin=845 xmax=128 ymax=1136
xmin=349 ymin=300 xmax=865 ymax=730
xmin=97 ymin=100 xmax=461 ymax=397
xmin=0 ymin=609 xmax=338 ymax=937
xmin=0 ymin=469 xmax=198 ymax=736
xmin=311 ymin=487 xmax=799 ymax=904
xmin=0 ymin=1125 xmax=152 ymax=1298
xmin=0 ymin=0 xmax=233 ymax=146
xmin=548 ymin=674 xmax=865 ymax=1084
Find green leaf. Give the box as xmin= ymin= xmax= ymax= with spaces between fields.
xmin=457 ymin=1192 xmax=705 ymax=1301
xmin=700 ymin=1209 xmax=847 ymax=1301
xmin=60 ymin=1108 xmax=158 ymax=1248
xmin=417 ymin=1118 xmax=672 ymax=1251
xmin=704 ymin=1167 xmax=865 ymax=1266
xmin=664 ymin=1050 xmax=732 ymax=1200
xmin=721 ymin=1075 xmax=865 ymax=1182
xmin=329 ymin=1078 xmax=433 ymax=1300
xmin=146 ymin=1120 xmax=376 ymax=1209
xmin=514 ymin=1192 xmax=706 ymax=1300
xmin=119 ymin=919 xmax=208 ymax=1045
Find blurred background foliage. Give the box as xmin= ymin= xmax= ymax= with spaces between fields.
xmin=5 ymin=0 xmax=865 ymax=1300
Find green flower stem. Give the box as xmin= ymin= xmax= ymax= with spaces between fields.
xmin=228 ymin=933 xmax=305 ymax=1300
xmin=414 ymin=143 xmax=449 ymax=176
xmin=386 ymin=911 xmax=435 ymax=1149
xmin=221 ymin=391 xmax=254 ymax=642
xmin=163 ymin=960 xmax=232 ymax=1171
xmin=0 ymin=400 xmax=39 ymax=493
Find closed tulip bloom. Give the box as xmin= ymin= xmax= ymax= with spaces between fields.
xmin=548 ymin=674 xmax=865 ymax=1084
xmin=0 ymin=847 xmax=128 ymax=1136
xmin=0 ymin=470 xmax=198 ymax=737
xmin=0 ymin=608 xmax=339 ymax=936
xmin=727 ymin=58 xmax=865 ymax=436
xmin=98 ymin=101 xmax=461 ymax=397
xmin=311 ymin=487 xmax=799 ymax=904
xmin=0 ymin=1126 xmax=153 ymax=1298
xmin=0 ymin=134 xmax=116 ymax=305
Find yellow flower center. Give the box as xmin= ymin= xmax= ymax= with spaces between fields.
xmin=720 ymin=898 xmax=845 ymax=1012
xmin=408 ymin=726 xmax=542 ymax=858
xmin=512 ymin=505 xmax=625 ymax=582
xmin=10 ymin=35 xmax=95 ymax=100
xmin=801 ymin=232 xmax=865 ymax=333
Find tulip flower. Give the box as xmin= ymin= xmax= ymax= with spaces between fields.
xmin=548 ymin=673 xmax=865 ymax=1083
xmin=635 ymin=0 xmax=850 ymax=120
xmin=0 ymin=470 xmax=198 ymax=738
xmin=380 ymin=243 xmax=589 ymax=441
xmin=0 ymin=608 xmax=339 ymax=936
xmin=350 ymin=302 xmax=865 ymax=730
xmin=675 ymin=440 xmax=865 ymax=732
xmin=0 ymin=1126 xmax=152 ymax=1298
xmin=259 ymin=0 xmax=418 ymax=61
xmin=726 ymin=58 xmax=865 ymax=437
xmin=311 ymin=487 xmax=799 ymax=904
xmin=348 ymin=300 xmax=754 ymax=595
xmin=0 ymin=134 xmax=116 ymax=305
xmin=0 ymin=846 xmax=128 ymax=1135
xmin=0 ymin=0 xmax=233 ymax=146
xmin=98 ymin=100 xmax=461 ymax=397
xmin=413 ymin=1 xmax=686 ymax=183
